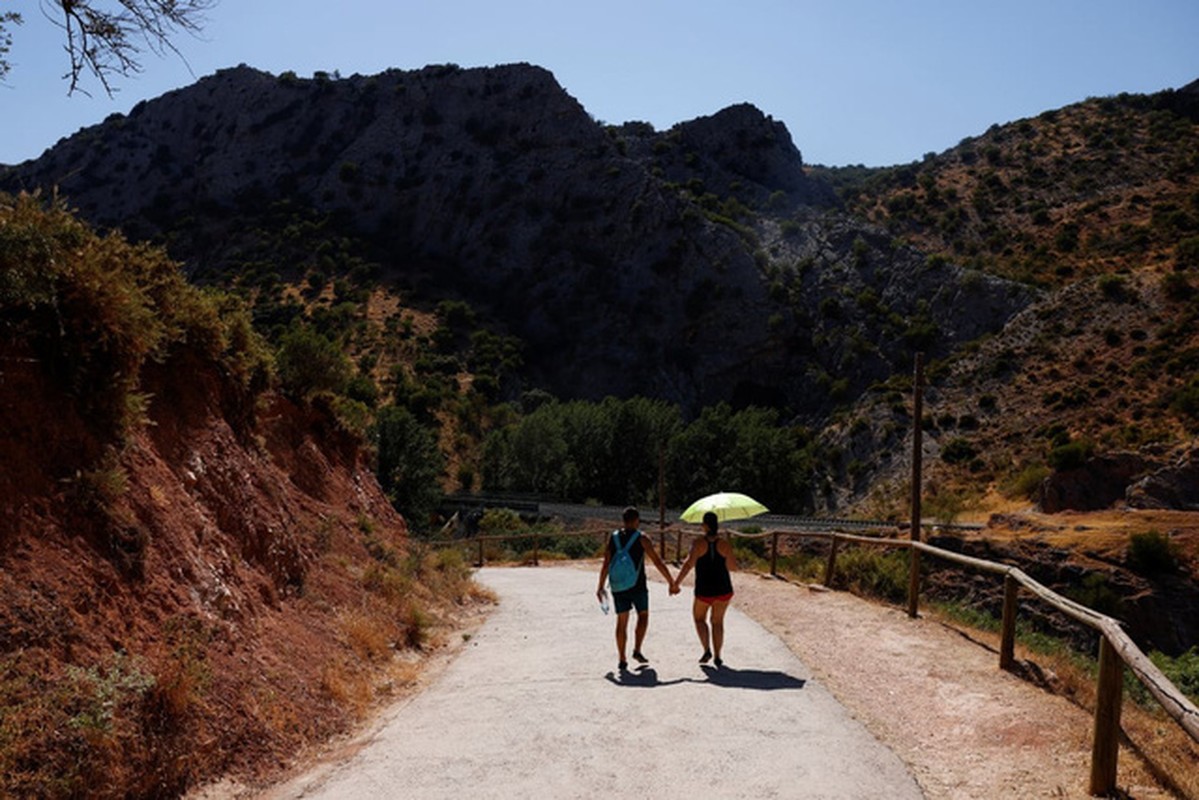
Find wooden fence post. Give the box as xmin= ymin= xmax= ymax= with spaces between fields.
xmin=532 ymin=534 xmax=539 ymax=567
xmin=1089 ymin=636 xmax=1124 ymax=796
xmin=824 ymin=534 xmax=840 ymax=587
xmin=676 ymin=531 xmax=684 ymax=564
xmin=477 ymin=538 xmax=484 ymax=568
xmin=770 ymin=532 xmax=779 ymax=576
xmin=1000 ymin=572 xmax=1019 ymax=671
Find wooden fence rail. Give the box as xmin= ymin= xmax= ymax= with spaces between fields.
xmin=440 ymin=523 xmax=1199 ymax=795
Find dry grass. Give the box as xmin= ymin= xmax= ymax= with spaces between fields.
xmin=1123 ymin=706 xmax=1199 ymax=800
xmin=1040 ymin=647 xmax=1199 ymax=800
xmin=342 ymin=610 xmax=395 ymax=663
xmin=319 ymin=660 xmax=375 ymax=719
xmin=0 ymin=650 xmax=187 ymax=799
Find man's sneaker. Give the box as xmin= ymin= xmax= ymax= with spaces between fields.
xmin=632 ymin=650 xmax=648 ymax=664
xmin=699 ymin=650 xmax=712 ymax=664
xmin=618 ymin=660 xmax=628 ymax=671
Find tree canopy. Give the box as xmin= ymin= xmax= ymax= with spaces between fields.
xmin=481 ymin=397 xmax=822 ymax=514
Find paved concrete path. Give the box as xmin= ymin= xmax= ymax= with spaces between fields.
xmin=270 ymin=566 xmax=924 ymax=799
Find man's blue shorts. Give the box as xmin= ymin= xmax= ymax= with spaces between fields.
xmin=613 ymin=586 xmax=649 ymax=614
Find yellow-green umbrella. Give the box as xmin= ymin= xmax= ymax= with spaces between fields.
xmin=680 ymin=491 xmax=769 ymax=523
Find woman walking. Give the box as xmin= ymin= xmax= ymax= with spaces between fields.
xmin=671 ymin=511 xmax=737 ymax=667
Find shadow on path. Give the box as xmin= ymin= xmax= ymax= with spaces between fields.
xmin=604 ymin=667 xmax=688 ymax=687
xmin=604 ymin=665 xmax=806 ymax=691
xmin=699 ymin=664 xmax=806 ymax=690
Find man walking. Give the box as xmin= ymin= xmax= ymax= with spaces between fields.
xmin=597 ymin=506 xmax=675 ymax=671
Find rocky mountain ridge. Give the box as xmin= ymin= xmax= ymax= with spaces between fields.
xmin=1 ymin=62 xmax=1031 ymax=419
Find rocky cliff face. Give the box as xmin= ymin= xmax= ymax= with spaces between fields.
xmin=1 ymin=63 xmax=1032 ymax=417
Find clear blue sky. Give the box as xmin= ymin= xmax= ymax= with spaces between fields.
xmin=3 ymin=0 xmax=1197 ymax=167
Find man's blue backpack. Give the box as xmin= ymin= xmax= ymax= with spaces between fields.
xmin=608 ymin=529 xmax=641 ymax=593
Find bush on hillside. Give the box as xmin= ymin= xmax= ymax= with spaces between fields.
xmin=275 ymin=325 xmax=351 ymax=399
xmin=1127 ymin=530 xmax=1179 ymax=575
xmin=0 ymin=191 xmax=272 ymax=440
xmin=1048 ymin=439 xmax=1093 ymax=471
xmin=940 ymin=437 xmax=977 ymax=464
xmin=1170 ymin=378 xmax=1199 ymax=428
xmin=1001 ymin=464 xmax=1051 ymax=500
xmin=1176 ymin=236 xmax=1199 ymax=270
xmin=373 ymin=404 xmax=445 ymax=533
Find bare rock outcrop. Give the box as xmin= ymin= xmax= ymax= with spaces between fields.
xmin=1036 ymin=452 xmax=1149 ymax=512
xmin=1126 ymin=447 xmax=1199 ymax=510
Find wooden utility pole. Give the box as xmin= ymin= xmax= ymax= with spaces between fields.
xmin=907 ymin=352 xmax=925 ymax=618
xmin=658 ymin=442 xmax=667 ymax=560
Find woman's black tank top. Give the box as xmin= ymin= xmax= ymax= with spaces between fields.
xmin=694 ymin=536 xmax=733 ymax=597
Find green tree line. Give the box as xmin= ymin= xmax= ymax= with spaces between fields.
xmin=482 ymin=396 xmax=823 ymax=514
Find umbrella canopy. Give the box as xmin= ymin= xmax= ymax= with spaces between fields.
xmin=680 ymin=492 xmax=769 ymax=523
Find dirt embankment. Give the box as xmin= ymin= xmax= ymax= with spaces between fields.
xmin=0 ymin=347 xmax=485 ymax=798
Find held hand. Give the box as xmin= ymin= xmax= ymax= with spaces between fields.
xmin=669 ymin=580 xmax=680 ymax=595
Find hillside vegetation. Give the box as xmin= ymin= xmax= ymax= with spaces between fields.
xmin=0 ymin=193 xmax=489 ymax=798
xmin=817 ymin=83 xmax=1199 ymax=287
xmin=810 ymin=83 xmax=1199 ymax=517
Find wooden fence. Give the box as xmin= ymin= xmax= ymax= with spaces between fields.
xmin=443 ymin=524 xmax=1199 ymax=796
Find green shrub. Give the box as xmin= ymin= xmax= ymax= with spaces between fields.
xmin=373 ymin=405 xmax=445 ymax=532
xmin=344 ymin=373 xmax=380 ymax=407
xmin=547 ymin=534 xmax=602 ymax=560
xmin=1127 ymin=530 xmax=1178 ymax=575
xmin=0 ymin=191 xmax=272 ymax=489
xmin=819 ymin=296 xmax=843 ymax=320
xmin=940 ymin=437 xmax=977 ymax=464
xmin=479 ymin=507 xmax=523 ymax=534
xmin=1155 ymin=647 xmax=1199 ymax=703
xmin=733 ymin=534 xmax=770 ymax=560
xmin=275 ymin=325 xmax=351 ymax=398
xmin=1127 ymin=646 xmax=1199 ymax=707
xmin=923 ymin=490 xmax=968 ymax=524
xmin=834 ymin=547 xmax=909 ymax=604
xmin=1001 ymin=464 xmax=1050 ymax=499
xmin=1065 ymin=572 xmax=1124 ymax=616
xmin=1162 ymin=272 xmax=1194 ymax=301
xmin=1098 ymin=273 xmax=1130 ymax=301
xmin=1048 ymin=439 xmax=1093 ymax=471
xmin=1170 ymin=378 xmax=1199 ymax=426
xmin=1175 ymin=235 xmax=1199 ymax=270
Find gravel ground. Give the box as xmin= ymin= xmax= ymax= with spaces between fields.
xmin=728 ymin=569 xmax=1175 ymax=799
